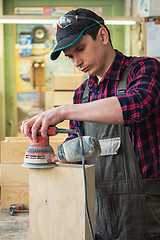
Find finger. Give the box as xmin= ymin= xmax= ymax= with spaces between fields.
xmin=31 ymin=121 xmax=42 ymax=142
xmin=40 ymin=124 xmax=49 ymax=140
xmin=40 ymin=115 xmax=53 ymax=139
xmin=22 ymin=119 xmax=33 ymax=139
xmin=21 ymin=121 xmax=26 ymax=137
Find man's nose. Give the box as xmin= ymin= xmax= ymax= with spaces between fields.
xmin=73 ymin=56 xmax=83 ymax=68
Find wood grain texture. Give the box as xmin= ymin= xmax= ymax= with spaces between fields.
xmin=29 ymin=164 xmax=95 ymax=240
xmin=1 ymin=164 xmax=29 ymax=187
xmin=53 ymin=74 xmax=83 ymax=90
xmin=1 ymin=186 xmax=29 ymax=209
xmin=53 ymin=91 xmax=75 ymax=106
xmin=1 ymin=141 xmax=30 ymax=164
xmin=1 ymin=140 xmax=62 ymax=164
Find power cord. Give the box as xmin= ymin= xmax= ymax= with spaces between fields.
xmin=56 ymin=128 xmax=95 ymax=240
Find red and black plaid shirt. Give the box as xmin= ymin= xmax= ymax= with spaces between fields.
xmin=68 ymin=50 xmax=160 ymax=179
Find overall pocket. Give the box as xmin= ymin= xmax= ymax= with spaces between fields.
xmin=97 ymin=192 xmax=160 ymax=240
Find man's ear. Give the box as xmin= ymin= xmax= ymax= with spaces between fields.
xmin=98 ymin=26 xmax=109 ymax=45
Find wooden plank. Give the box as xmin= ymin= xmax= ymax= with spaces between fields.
xmin=53 ymin=91 xmax=74 ymax=106
xmin=1 ymin=186 xmax=29 ymax=209
xmin=29 ymin=164 xmax=95 ymax=240
xmin=0 ymin=164 xmax=1 ymax=186
xmin=1 ymin=141 xmax=30 ymax=164
xmin=50 ymin=135 xmax=67 ymax=141
xmin=5 ymin=137 xmax=30 ymax=141
xmin=53 ymin=74 xmax=83 ymax=90
xmin=1 ymin=140 xmax=62 ymax=164
xmin=56 ymin=120 xmax=69 ymax=130
xmin=5 ymin=135 xmax=66 ymax=142
xmin=1 ymin=164 xmax=29 ymax=187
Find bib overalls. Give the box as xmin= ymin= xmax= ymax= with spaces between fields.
xmin=82 ymin=63 xmax=160 ymax=240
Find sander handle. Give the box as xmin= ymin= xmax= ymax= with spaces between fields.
xmin=55 ymin=127 xmax=79 ymax=135
xmin=29 ymin=125 xmax=78 ymax=136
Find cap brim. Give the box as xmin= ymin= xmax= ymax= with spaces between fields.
xmin=50 ymin=32 xmax=81 ymax=60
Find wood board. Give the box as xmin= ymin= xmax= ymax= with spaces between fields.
xmin=1 ymin=186 xmax=29 ymax=209
xmin=53 ymin=74 xmax=83 ymax=90
xmin=53 ymin=91 xmax=75 ymax=106
xmin=29 ymin=164 xmax=95 ymax=240
xmin=1 ymin=164 xmax=29 ymax=187
xmin=1 ymin=140 xmax=62 ymax=164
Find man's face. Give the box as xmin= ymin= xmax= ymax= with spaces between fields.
xmin=63 ymin=31 xmax=108 ymax=77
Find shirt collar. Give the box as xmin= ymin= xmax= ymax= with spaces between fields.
xmin=88 ymin=50 xmax=125 ymax=88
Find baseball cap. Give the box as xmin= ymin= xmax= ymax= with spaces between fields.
xmin=50 ymin=8 xmax=104 ymax=61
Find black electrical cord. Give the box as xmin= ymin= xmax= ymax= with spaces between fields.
xmin=56 ymin=128 xmax=95 ymax=240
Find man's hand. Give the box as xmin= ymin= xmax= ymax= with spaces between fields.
xmin=21 ymin=106 xmax=66 ymax=142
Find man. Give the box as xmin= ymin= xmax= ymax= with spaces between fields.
xmin=22 ymin=8 xmax=160 ymax=240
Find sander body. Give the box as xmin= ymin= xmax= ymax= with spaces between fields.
xmin=23 ymin=126 xmax=101 ymax=168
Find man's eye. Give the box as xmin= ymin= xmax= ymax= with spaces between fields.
xmin=78 ymin=48 xmax=84 ymax=52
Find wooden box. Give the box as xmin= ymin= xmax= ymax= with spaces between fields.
xmin=52 ymin=74 xmax=83 ymax=107
xmin=0 ymin=137 xmax=64 ymax=209
xmin=29 ymin=164 xmax=95 ymax=240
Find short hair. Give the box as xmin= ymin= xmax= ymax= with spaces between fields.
xmin=83 ymin=24 xmax=113 ymax=47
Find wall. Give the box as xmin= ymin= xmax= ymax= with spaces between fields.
xmin=0 ymin=0 xmax=5 ymax=141
xmin=3 ymin=0 xmax=124 ymax=137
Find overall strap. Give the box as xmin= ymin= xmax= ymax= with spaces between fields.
xmin=117 ymin=58 xmax=136 ymax=95
xmin=82 ymin=81 xmax=90 ymax=103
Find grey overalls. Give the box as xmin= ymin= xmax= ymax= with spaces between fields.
xmin=82 ymin=62 xmax=160 ymax=240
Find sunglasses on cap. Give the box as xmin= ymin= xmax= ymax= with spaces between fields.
xmin=52 ymin=15 xmax=104 ymax=32
xmin=58 ymin=15 xmax=103 ymax=28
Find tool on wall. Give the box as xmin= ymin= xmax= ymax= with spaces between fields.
xmin=30 ymin=25 xmax=54 ymax=56
xmin=31 ymin=59 xmax=45 ymax=109
xmin=31 ymin=25 xmax=48 ymax=43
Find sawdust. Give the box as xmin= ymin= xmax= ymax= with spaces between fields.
xmin=0 ymin=209 xmax=29 ymax=240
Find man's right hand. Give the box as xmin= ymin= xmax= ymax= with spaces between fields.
xmin=21 ymin=106 xmax=66 ymax=142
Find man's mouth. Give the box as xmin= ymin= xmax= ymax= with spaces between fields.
xmin=80 ymin=66 xmax=90 ymax=72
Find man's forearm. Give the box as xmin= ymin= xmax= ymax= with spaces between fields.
xmin=64 ymin=96 xmax=124 ymax=125
xmin=21 ymin=96 xmax=124 ymax=142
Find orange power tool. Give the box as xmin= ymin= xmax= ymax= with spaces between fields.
xmin=22 ymin=126 xmax=77 ymax=168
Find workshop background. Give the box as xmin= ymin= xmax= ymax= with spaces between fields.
xmin=0 ymin=0 xmax=160 ymax=239
xmin=1 ymin=0 xmax=160 ymax=140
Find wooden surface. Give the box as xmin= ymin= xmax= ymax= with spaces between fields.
xmin=56 ymin=120 xmax=69 ymax=130
xmin=29 ymin=164 xmax=95 ymax=240
xmin=1 ymin=140 xmax=62 ymax=164
xmin=53 ymin=74 xmax=83 ymax=90
xmin=1 ymin=187 xmax=29 ymax=209
xmin=53 ymin=91 xmax=75 ymax=106
xmin=1 ymin=164 xmax=29 ymax=187
xmin=52 ymin=74 xmax=83 ymax=107
xmin=0 ymin=138 xmax=64 ymax=209
xmin=1 ymin=142 xmax=30 ymax=164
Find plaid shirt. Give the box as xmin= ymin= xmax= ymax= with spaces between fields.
xmin=68 ymin=50 xmax=160 ymax=179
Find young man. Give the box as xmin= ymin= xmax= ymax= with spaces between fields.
xmin=22 ymin=8 xmax=160 ymax=240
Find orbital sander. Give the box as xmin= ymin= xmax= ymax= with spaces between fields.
xmin=22 ymin=125 xmax=101 ymax=168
